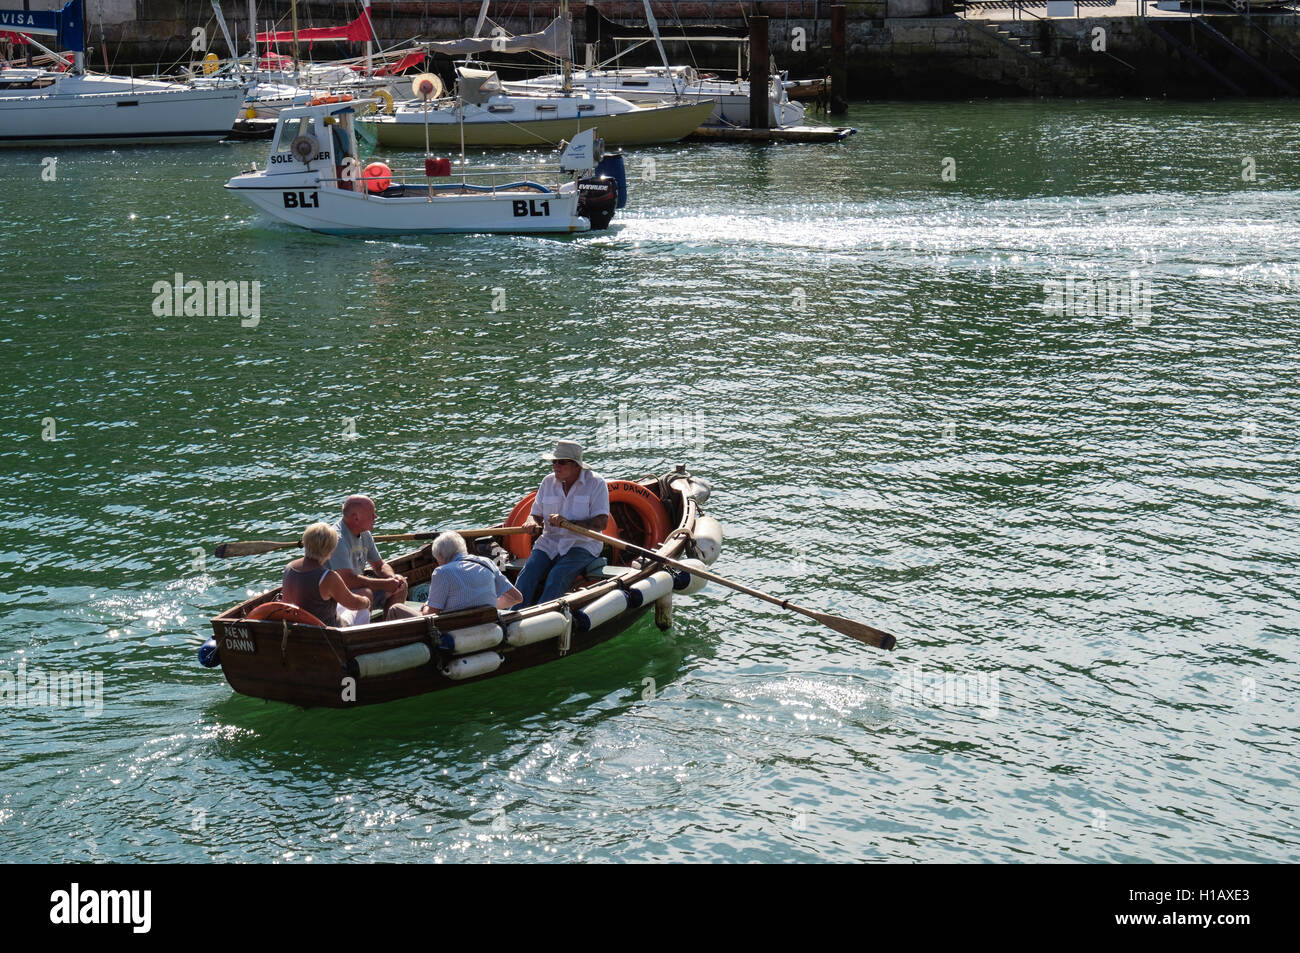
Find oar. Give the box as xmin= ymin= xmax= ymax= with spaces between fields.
xmin=214 ymin=525 xmax=533 ymax=559
xmin=555 ymin=517 xmax=898 ymax=651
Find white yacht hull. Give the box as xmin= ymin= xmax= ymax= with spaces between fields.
xmin=508 ymin=70 xmax=807 ymax=129
xmin=0 ymin=72 xmax=246 ymax=146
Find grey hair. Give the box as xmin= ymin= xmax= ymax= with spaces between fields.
xmin=431 ymin=531 xmax=468 ymax=565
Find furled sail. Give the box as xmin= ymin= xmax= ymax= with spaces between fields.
xmin=256 ymin=12 xmax=376 ymax=45
xmin=423 ymin=16 xmax=570 ymax=58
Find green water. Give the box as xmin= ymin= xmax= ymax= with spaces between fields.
xmin=1 ymin=101 xmax=1297 ymax=862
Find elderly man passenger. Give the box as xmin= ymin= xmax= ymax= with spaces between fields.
xmin=514 ymin=440 xmax=611 ymax=608
xmin=386 ymin=532 xmax=522 ymax=618
xmin=325 ymin=494 xmax=408 ymax=620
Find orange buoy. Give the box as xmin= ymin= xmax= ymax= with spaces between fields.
xmin=245 ymin=601 xmax=326 ymax=626
xmin=362 ymin=161 xmax=392 ymax=193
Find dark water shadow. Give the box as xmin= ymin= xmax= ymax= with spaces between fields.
xmin=202 ymin=614 xmax=715 ymax=774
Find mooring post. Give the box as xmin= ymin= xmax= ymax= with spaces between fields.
xmin=655 ymin=594 xmax=673 ymax=631
xmin=750 ymin=15 xmax=771 ymax=130
xmin=830 ymin=5 xmax=847 ymax=114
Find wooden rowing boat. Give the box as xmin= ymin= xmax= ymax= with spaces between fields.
xmin=202 ymin=467 xmax=720 ymax=708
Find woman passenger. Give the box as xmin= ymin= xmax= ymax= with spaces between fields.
xmin=281 ymin=522 xmax=371 ymax=626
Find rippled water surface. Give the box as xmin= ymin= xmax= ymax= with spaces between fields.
xmin=1 ymin=101 xmax=1297 ymax=862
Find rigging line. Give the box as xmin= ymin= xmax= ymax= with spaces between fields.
xmin=669 ymin=0 xmax=699 ymax=72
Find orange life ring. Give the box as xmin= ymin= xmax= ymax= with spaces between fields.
xmin=309 ymin=94 xmax=346 ymax=106
xmin=246 ymin=601 xmax=326 ymax=626
xmin=503 ymin=492 xmax=620 ymax=559
xmin=606 ymin=480 xmax=670 ymax=551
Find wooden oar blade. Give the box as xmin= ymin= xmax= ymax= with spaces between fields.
xmin=213 ymin=540 xmax=300 ymax=558
xmin=808 ymin=609 xmax=898 ymax=651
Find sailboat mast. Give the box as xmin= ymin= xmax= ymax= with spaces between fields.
xmin=247 ymin=0 xmax=256 ymax=70
xmin=640 ymin=0 xmax=676 ymax=93
xmin=363 ymin=0 xmax=373 ymax=76
xmin=210 ymin=0 xmax=239 ymax=61
xmin=472 ymin=0 xmax=490 ymax=37
xmin=561 ymin=0 xmax=572 ymax=92
xmin=290 ymin=0 xmax=300 ymax=77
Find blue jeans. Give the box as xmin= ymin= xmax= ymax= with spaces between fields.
xmin=516 ymin=547 xmax=594 ymax=607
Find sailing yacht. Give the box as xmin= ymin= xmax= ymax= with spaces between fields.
xmin=355 ymin=2 xmax=712 ymax=149
xmin=0 ymin=0 xmax=246 ymax=147
xmin=471 ymin=0 xmax=805 ymax=129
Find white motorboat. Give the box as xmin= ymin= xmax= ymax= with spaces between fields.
xmin=225 ymin=95 xmax=626 ymax=236
xmin=0 ymin=0 xmax=245 ymax=147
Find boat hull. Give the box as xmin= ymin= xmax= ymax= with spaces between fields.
xmin=225 ymin=180 xmax=591 ymax=235
xmin=0 ymin=75 xmax=246 ymax=147
xmin=359 ymin=100 xmax=714 ymax=148
xmin=207 ymin=471 xmax=709 ymax=708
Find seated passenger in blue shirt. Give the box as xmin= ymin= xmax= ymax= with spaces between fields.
xmin=386 ymin=532 xmax=522 ymax=618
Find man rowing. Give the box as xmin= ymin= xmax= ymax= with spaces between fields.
xmin=515 ymin=440 xmax=611 ymax=607
xmin=325 ymin=494 xmax=408 ymax=622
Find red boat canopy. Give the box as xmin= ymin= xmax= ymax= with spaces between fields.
xmin=369 ymin=50 xmax=424 ymax=75
xmin=1 ymin=31 xmax=32 ymax=44
xmin=256 ymin=12 xmax=376 ymax=45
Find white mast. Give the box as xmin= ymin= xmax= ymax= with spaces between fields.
xmin=640 ymin=0 xmax=678 ymax=95
xmin=247 ymin=0 xmax=256 ymax=70
xmin=210 ymin=0 xmax=239 ymax=60
xmin=472 ymin=0 xmax=491 ymax=37
xmin=363 ymin=0 xmax=373 ymax=76
xmin=290 ymin=0 xmax=300 ymax=78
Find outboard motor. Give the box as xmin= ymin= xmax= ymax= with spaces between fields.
xmin=595 ymin=152 xmax=628 ymax=209
xmin=577 ymin=176 xmax=618 ymax=230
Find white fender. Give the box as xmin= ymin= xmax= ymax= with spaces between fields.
xmin=506 ymin=611 xmax=569 ymax=647
xmin=442 ymin=650 xmax=503 ymax=680
xmin=693 ymin=516 xmax=724 ymax=565
xmin=576 ymin=588 xmax=627 ymax=631
xmin=674 ymin=557 xmax=710 ymax=595
xmin=439 ymin=621 xmax=504 ymax=655
xmin=630 ymin=570 xmax=674 ymax=605
xmin=352 ymin=642 xmax=431 ymax=678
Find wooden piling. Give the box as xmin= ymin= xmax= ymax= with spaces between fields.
xmin=749 ymin=15 xmax=771 ymax=131
xmin=655 ymin=594 xmax=673 ymax=631
xmin=830 ymin=4 xmax=848 ymax=115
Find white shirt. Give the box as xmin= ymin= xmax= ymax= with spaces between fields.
xmin=531 ymin=468 xmax=610 ymax=558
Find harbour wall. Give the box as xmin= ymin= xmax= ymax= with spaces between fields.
xmin=19 ymin=2 xmax=1300 ymax=97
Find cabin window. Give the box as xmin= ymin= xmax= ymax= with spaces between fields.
xmin=577 ymin=104 xmax=594 ymax=112
xmin=116 ymin=100 xmax=139 ymax=107
xmin=535 ymin=104 xmax=557 ymax=112
xmin=621 ymin=80 xmax=649 ymax=87
xmin=274 ymin=116 xmax=318 ymax=160
xmin=487 ymin=104 xmax=515 ymax=113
